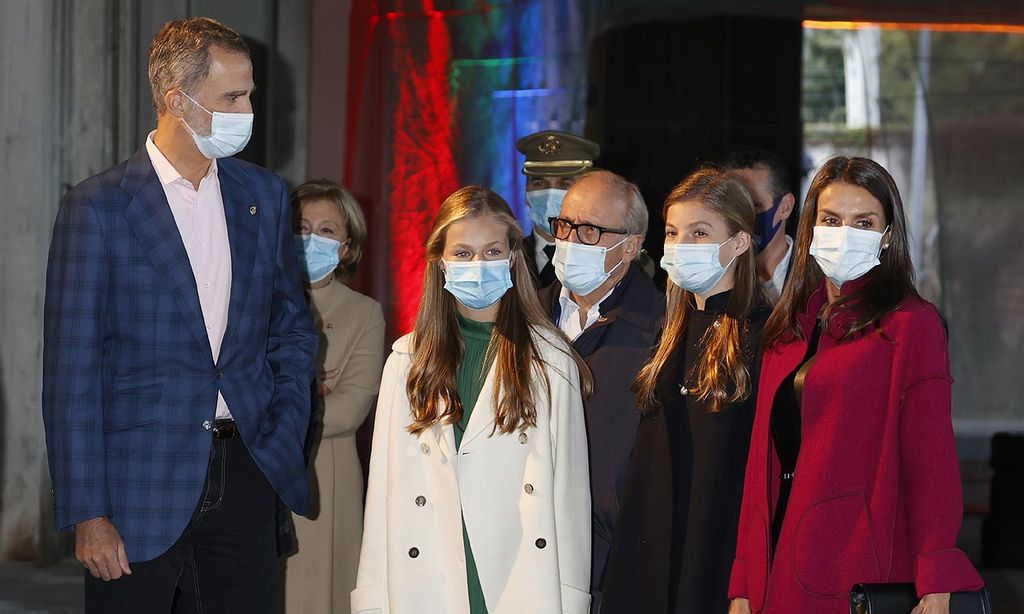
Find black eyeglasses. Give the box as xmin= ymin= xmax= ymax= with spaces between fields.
xmin=548 ymin=217 xmax=629 ymax=246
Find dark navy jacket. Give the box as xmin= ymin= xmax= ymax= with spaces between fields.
xmin=540 ymin=263 xmax=663 ymax=612
xmin=42 ymin=148 xmax=317 ymax=562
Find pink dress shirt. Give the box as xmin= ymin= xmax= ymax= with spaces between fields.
xmin=146 ymin=132 xmax=233 ymax=419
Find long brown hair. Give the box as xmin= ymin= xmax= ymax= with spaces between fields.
xmin=635 ymin=167 xmax=760 ymax=412
xmin=762 ymin=156 xmax=918 ymax=347
xmin=406 ymin=186 xmax=592 ymax=435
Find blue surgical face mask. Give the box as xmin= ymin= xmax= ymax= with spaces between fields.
xmin=525 ymin=189 xmax=567 ymax=234
xmin=443 ymin=259 xmax=514 ymax=310
xmin=754 ymin=195 xmax=784 ymax=250
xmin=553 ymin=236 xmax=628 ymax=295
xmin=179 ymin=90 xmax=254 ymax=160
xmin=661 ymin=236 xmax=737 ymax=294
xmin=295 ymin=233 xmax=342 ymax=283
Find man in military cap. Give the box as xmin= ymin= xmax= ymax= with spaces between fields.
xmin=516 ymin=130 xmax=600 ymax=287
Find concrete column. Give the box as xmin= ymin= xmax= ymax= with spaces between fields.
xmin=270 ymin=0 xmax=311 ymax=184
xmin=307 ymin=0 xmax=352 ymax=181
xmin=843 ymin=26 xmax=881 ymax=130
xmin=0 ymin=0 xmax=75 ymax=562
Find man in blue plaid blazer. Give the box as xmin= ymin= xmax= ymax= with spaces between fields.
xmin=42 ymin=18 xmax=317 ymax=613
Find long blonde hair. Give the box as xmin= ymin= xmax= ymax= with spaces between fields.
xmin=406 ymin=185 xmax=592 ymax=435
xmin=634 ymin=167 xmax=759 ymax=413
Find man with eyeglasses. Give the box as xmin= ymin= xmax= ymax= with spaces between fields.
xmin=516 ymin=130 xmax=601 ymax=288
xmin=538 ymin=169 xmax=663 ymax=613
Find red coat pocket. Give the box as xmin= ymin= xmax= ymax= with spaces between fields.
xmin=793 ymin=492 xmax=881 ymax=597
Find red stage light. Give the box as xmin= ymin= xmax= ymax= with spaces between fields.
xmin=386 ymin=1 xmax=460 ymax=334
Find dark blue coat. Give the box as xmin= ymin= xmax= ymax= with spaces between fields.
xmin=540 ymin=263 xmax=663 ymax=612
xmin=42 ymin=148 xmax=317 ymax=562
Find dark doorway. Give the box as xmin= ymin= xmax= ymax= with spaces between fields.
xmin=586 ymin=15 xmax=804 ymax=271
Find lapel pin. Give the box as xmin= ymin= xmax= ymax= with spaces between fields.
xmin=249 ymin=205 xmax=257 ymax=215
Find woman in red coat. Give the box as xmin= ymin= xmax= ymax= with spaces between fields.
xmin=727 ymin=157 xmax=984 ymax=614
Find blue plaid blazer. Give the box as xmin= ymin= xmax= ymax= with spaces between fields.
xmin=42 ymin=148 xmax=317 ymax=562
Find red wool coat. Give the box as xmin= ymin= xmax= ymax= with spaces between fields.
xmin=728 ymin=279 xmax=984 ymax=613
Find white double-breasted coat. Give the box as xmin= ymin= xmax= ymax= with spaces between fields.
xmin=352 ymin=327 xmax=592 ymax=614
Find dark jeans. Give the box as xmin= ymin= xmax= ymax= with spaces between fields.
xmin=84 ymin=435 xmax=278 ymax=614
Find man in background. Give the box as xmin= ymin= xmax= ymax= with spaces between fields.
xmin=725 ymin=149 xmax=797 ymax=303
xmin=539 ymin=170 xmax=663 ymax=611
xmin=516 ymin=130 xmax=600 ymax=287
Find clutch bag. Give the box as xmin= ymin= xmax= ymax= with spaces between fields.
xmin=850 ymin=583 xmax=992 ymax=614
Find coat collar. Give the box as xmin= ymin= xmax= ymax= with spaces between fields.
xmin=392 ymin=334 xmax=514 ymax=458
xmin=797 ymin=273 xmax=876 ymax=339
xmin=543 ymin=263 xmax=662 ymax=334
xmin=452 ymin=359 xmax=499 ymax=450
xmin=419 ymin=359 xmax=499 ymax=463
xmin=699 ymin=289 xmax=732 ymax=315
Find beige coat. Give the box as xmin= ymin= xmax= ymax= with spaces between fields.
xmin=352 ymin=327 xmax=592 ymax=614
xmin=285 ymin=281 xmax=386 ymax=614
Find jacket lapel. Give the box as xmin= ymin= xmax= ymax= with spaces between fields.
xmin=431 ymin=422 xmax=458 ymax=466
xmin=217 ymin=160 xmax=260 ymax=350
xmin=456 ymin=360 xmax=499 ymax=449
xmin=121 ymin=149 xmax=212 ymax=358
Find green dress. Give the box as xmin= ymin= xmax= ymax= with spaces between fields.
xmin=454 ymin=314 xmax=495 ymax=614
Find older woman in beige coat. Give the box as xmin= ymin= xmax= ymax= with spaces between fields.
xmin=286 ymin=180 xmax=386 ymax=614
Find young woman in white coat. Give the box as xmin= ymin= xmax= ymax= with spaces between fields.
xmin=352 ymin=185 xmax=593 ymax=614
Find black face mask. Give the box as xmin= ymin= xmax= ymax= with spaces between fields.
xmin=754 ymin=195 xmax=784 ymax=250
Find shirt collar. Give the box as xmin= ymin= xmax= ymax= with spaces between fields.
xmin=770 ymin=235 xmax=794 ymax=290
xmin=145 ymin=130 xmax=218 ymax=187
xmin=558 ymin=282 xmax=617 ymax=316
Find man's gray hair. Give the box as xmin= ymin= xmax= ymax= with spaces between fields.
xmin=578 ymin=169 xmax=649 ymax=236
xmin=148 ymin=17 xmax=249 ymax=114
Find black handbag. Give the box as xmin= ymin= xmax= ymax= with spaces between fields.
xmin=850 ymin=583 xmax=992 ymax=614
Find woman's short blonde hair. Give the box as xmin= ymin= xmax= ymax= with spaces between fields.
xmin=290 ymin=179 xmax=368 ymax=281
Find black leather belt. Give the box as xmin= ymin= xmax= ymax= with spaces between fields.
xmin=212 ymin=419 xmax=238 ymax=440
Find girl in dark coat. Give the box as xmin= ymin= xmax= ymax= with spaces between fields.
xmin=601 ymin=167 xmax=768 ymax=614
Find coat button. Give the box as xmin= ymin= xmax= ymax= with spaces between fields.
xmin=420 ymin=443 xmax=430 ymax=456
xmin=518 ymin=432 xmax=528 ymax=444
xmin=326 ymin=323 xmax=334 ymax=330
xmin=202 ymin=420 xmax=212 ymax=430
xmin=535 ymin=538 xmax=546 ymax=549
xmin=524 ymin=483 xmax=534 ymax=495
xmin=415 ymin=495 xmax=426 ymax=507
xmin=215 ymin=370 xmax=223 ymax=380
xmin=408 ymin=547 xmax=420 ymax=558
